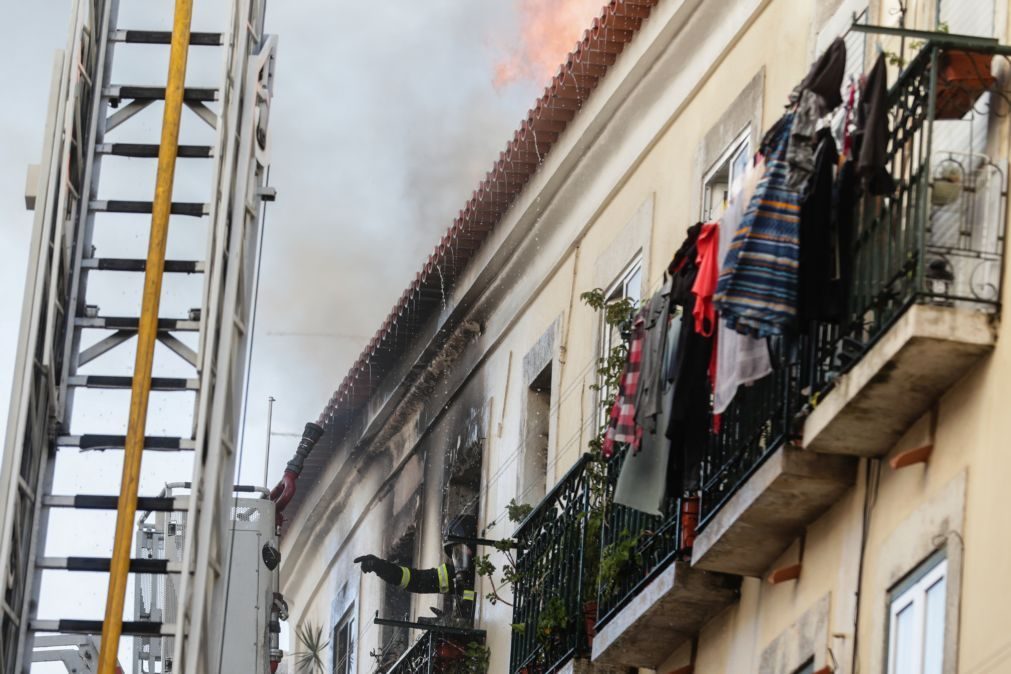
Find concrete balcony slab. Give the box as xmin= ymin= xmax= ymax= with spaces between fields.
xmin=691 ymin=446 xmax=856 ymax=577
xmin=590 ymin=561 xmax=739 ymax=669
xmin=802 ymin=305 xmax=996 ymax=457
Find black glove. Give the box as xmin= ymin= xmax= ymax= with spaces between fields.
xmin=354 ymin=554 xmax=380 ymax=573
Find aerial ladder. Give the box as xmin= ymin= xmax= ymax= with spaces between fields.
xmin=0 ymin=0 xmax=278 ymax=671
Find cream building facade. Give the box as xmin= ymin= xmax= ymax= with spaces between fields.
xmin=278 ymin=0 xmax=1011 ymax=672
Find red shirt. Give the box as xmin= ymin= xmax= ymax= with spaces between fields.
xmin=692 ymin=222 xmax=720 ymax=337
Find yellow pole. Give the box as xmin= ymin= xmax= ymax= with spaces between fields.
xmin=98 ymin=0 xmax=193 ymax=670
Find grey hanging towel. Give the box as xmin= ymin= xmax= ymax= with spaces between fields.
xmin=616 ymin=288 xmax=677 ymax=515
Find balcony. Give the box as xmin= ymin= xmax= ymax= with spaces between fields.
xmin=693 ymin=39 xmax=1006 ymax=577
xmin=590 ymin=448 xmax=740 ymax=669
xmin=510 ymin=454 xmax=594 ymax=674
xmin=508 ymin=451 xmax=740 ymax=673
xmin=386 ymin=629 xmax=487 ymax=674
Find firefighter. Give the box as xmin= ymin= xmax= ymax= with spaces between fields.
xmin=354 ymin=516 xmax=477 ymax=617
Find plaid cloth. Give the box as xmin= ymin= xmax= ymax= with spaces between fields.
xmin=715 ymin=113 xmax=802 ymax=337
xmin=602 ymin=312 xmax=645 ymax=458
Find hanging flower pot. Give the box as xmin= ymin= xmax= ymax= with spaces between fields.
xmin=931 ymin=163 xmax=963 ymax=206
xmin=935 ymin=50 xmax=995 ymax=119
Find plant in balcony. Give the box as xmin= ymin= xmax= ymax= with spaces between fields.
xmin=444 ymin=640 xmax=490 ymax=674
xmin=474 ymin=498 xmax=532 ymax=609
xmin=536 ymin=596 xmax=571 ymax=644
xmin=597 ymin=530 xmax=643 ymax=601
xmin=580 ymin=288 xmax=640 ymax=637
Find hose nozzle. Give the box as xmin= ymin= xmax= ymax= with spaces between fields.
xmin=286 ymin=422 xmax=324 ymax=476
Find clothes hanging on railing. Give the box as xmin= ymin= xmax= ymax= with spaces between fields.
xmin=634 ymin=278 xmax=675 ymax=451
xmin=666 ymin=224 xmax=714 ymax=494
xmin=798 ymin=130 xmax=848 ymax=326
xmin=786 ymin=37 xmax=846 ymax=189
xmin=715 ymin=114 xmax=802 ymax=338
xmin=692 ymin=222 xmax=720 ymax=337
xmin=714 ymin=160 xmax=772 ymax=414
xmin=602 ymin=37 xmax=887 ymax=514
xmin=856 ymin=52 xmax=895 ymax=195
xmin=615 ymin=281 xmax=676 ymax=515
xmin=601 ymin=308 xmax=645 ymax=459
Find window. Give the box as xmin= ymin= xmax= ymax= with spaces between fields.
xmin=598 ymin=257 xmax=643 ymax=422
xmin=333 ymin=606 xmax=355 ymax=674
xmin=521 ymin=364 xmax=552 ymax=503
xmin=600 ymin=257 xmax=643 ymax=363
xmin=888 ymin=553 xmax=948 ymax=674
xmin=701 ymin=129 xmax=750 ymax=222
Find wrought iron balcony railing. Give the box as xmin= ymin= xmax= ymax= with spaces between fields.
xmin=509 ymin=454 xmax=593 ymax=674
xmin=385 ymin=629 xmax=487 ymax=674
xmin=595 ymin=445 xmax=683 ymax=629
xmin=699 ymin=38 xmax=1007 ymax=527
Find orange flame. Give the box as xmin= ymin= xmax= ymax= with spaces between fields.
xmin=493 ymin=0 xmax=605 ymax=89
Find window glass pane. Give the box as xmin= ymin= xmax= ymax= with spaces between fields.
xmin=923 ymin=576 xmax=947 ymax=674
xmin=893 ymin=602 xmax=916 ymax=674
xmin=625 ymin=264 xmax=642 ymax=303
xmin=334 ymin=615 xmax=354 ymax=674
xmin=598 ymin=258 xmax=642 ymax=426
xmin=729 ymin=141 xmax=750 ymax=197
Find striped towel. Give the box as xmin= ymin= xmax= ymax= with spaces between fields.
xmin=715 ymin=114 xmax=801 ymax=337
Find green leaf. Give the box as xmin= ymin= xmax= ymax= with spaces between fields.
xmin=294 ymin=621 xmax=330 ymax=674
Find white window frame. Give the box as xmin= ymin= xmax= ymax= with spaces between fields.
xmin=887 ymin=555 xmax=948 ymax=674
xmin=597 ymin=256 xmax=643 ymax=424
xmin=701 ymin=128 xmax=751 ymax=222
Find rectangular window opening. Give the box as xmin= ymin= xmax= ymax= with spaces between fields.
xmin=521 ymin=364 xmax=553 ymax=504
xmin=597 ymin=256 xmax=643 ymax=426
xmin=887 ymin=551 xmax=949 ymax=674
xmin=332 ymin=605 xmax=356 ymax=674
xmin=702 ymin=128 xmax=751 ymax=222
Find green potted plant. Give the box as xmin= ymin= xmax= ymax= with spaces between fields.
xmin=578 ymin=288 xmax=639 ymax=644
xmin=536 ymin=596 xmax=570 ymax=641
xmin=443 ymin=639 xmax=490 ymax=673
xmin=597 ymin=530 xmax=643 ymax=601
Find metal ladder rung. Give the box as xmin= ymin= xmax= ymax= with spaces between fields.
xmin=103 ymin=85 xmax=218 ymax=102
xmin=89 ymin=200 xmax=208 ymax=217
xmin=111 ymin=29 xmax=223 ymax=46
xmin=30 ymin=620 xmax=174 ymax=637
xmin=67 ymin=375 xmax=199 ymax=391
xmin=82 ymin=258 xmax=205 ymax=273
xmin=37 ymin=557 xmax=181 ymax=574
xmin=97 ymin=143 xmax=213 ymax=158
xmin=75 ymin=316 xmax=201 ymax=331
xmin=43 ymin=494 xmax=190 ymax=511
xmin=57 ymin=435 xmax=196 ymax=451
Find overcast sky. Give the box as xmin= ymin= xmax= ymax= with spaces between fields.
xmin=1 ymin=1 xmax=602 ymax=670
